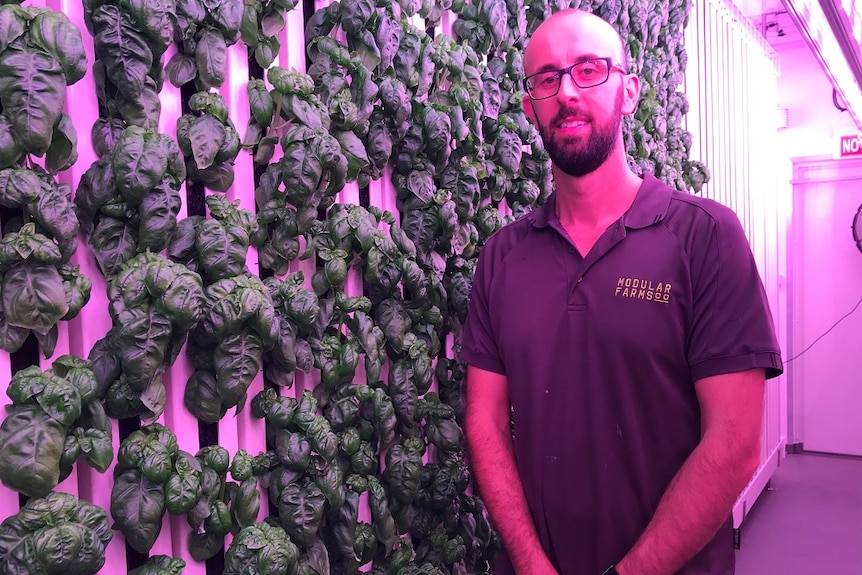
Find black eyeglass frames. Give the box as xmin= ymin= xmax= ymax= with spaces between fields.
xmin=523 ymin=57 xmax=627 ymax=100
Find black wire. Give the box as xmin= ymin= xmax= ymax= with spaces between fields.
xmin=833 ymin=88 xmax=849 ymax=113
xmin=784 ymin=293 xmax=862 ymax=364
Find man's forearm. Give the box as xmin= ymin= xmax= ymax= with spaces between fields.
xmin=615 ymin=437 xmax=760 ymax=575
xmin=466 ymin=415 xmax=557 ymax=574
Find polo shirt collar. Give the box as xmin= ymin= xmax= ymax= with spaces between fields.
xmin=527 ymin=172 xmax=673 ymax=230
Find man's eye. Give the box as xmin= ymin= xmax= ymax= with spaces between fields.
xmin=537 ymin=74 xmax=558 ymax=86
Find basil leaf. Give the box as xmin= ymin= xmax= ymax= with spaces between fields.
xmin=0 ymin=5 xmax=27 ymax=54
xmin=0 ymin=312 xmax=29 ymax=352
xmin=184 ymin=370 xmax=227 ymax=423
xmin=0 ymin=168 xmax=41 ymax=207
xmin=214 ymin=330 xmax=264 ymax=409
xmin=165 ymin=469 xmax=202 ymax=515
xmin=77 ymin=428 xmax=114 ymax=472
xmin=113 ymin=306 xmax=172 ymax=392
xmin=0 ymin=114 xmax=23 ymax=169
xmin=28 ymin=178 xmax=79 ymax=249
xmin=112 ymin=127 xmax=169 ymax=206
xmin=120 ymin=0 xmax=175 ymax=54
xmin=138 ymin=180 xmax=181 ymax=252
xmin=401 ymin=207 xmax=439 ymax=258
xmin=224 ymin=522 xmax=298 ymax=575
xmin=233 ymin=478 xmax=260 ymax=528
xmin=195 ymin=28 xmax=227 ymax=89
xmin=383 ymin=440 xmax=423 ymax=504
xmin=73 ymin=159 xmax=115 ymax=233
xmin=116 ymin=80 xmax=162 ymax=129
xmin=260 ymin=5 xmax=285 ymax=37
xmin=128 ymin=555 xmax=187 ymax=575
xmin=211 ymin=0 xmax=243 ymax=39
xmin=0 ymin=404 xmax=65 ymax=498
xmin=28 ymin=10 xmax=88 ymax=84
xmin=247 ymin=79 xmax=274 ymax=128
xmin=91 ymin=5 xmax=153 ymax=101
xmin=189 ymin=114 xmax=226 ymax=170
xmin=110 ymin=466 xmax=166 ymax=554
xmin=277 ymin=480 xmax=325 ymax=547
xmin=274 ymin=429 xmax=310 ymax=472
xmin=0 ymin=41 xmax=65 ymax=156
xmin=2 ymin=262 xmax=69 ymax=335
xmin=165 ymin=52 xmax=197 ymax=87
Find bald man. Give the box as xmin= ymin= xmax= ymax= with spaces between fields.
xmin=461 ymin=9 xmax=782 ymax=575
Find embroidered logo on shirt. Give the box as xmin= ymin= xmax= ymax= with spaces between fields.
xmin=614 ymin=277 xmax=671 ymax=304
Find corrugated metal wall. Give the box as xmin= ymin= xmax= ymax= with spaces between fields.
xmin=0 ymin=0 xmax=788 ymax=569
xmin=683 ymin=0 xmax=790 ymax=529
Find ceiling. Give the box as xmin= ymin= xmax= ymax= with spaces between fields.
xmin=734 ymin=0 xmax=805 ymax=48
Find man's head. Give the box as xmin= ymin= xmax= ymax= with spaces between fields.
xmin=522 ymin=10 xmax=640 ymax=178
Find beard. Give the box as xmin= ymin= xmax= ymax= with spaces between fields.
xmin=538 ymin=85 xmax=624 ymax=177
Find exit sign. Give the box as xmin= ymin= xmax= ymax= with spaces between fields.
xmin=839 ymin=133 xmax=862 ymax=157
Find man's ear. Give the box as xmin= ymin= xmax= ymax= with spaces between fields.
xmin=522 ymin=93 xmax=537 ymax=125
xmin=622 ymin=74 xmax=641 ymax=116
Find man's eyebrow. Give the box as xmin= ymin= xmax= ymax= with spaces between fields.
xmin=530 ymin=53 xmax=605 ymax=73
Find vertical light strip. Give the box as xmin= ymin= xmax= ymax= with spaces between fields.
xmin=684 ymin=0 xmax=784 ymax=489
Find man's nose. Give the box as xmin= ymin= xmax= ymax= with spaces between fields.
xmin=556 ymin=71 xmax=582 ymax=101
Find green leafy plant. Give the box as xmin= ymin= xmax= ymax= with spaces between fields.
xmin=176 ymin=92 xmax=242 ymax=192
xmin=183 ymin=273 xmax=277 ymax=423
xmin=184 ymin=446 xmax=272 ymax=561
xmin=75 ymin=126 xmax=186 ymax=278
xmin=0 ymin=6 xmax=91 ymax=355
xmin=85 ymin=0 xmax=175 ymax=129
xmin=89 ymin=252 xmax=205 ymax=421
xmin=168 ymin=192 xmax=258 ymax=284
xmin=0 ymin=355 xmax=112 ymax=498
xmin=0 ymin=218 xmax=91 ymax=356
xmin=0 ymin=1 xmax=704 ymax=573
xmin=111 ymin=424 xmax=272 ymax=559
xmin=165 ymin=0 xmax=242 ymax=90
xmin=128 ymin=555 xmax=187 ymax=575
xmin=248 ymin=68 xmax=354 ymax=276
xmin=0 ymin=491 xmax=113 ymax=575
xmin=240 ymin=0 xmax=298 ymax=69
xmin=0 ymin=5 xmax=87 ymax=168
xmin=111 ymin=423 xmax=189 ymax=553
xmin=224 ymin=521 xmax=299 ymax=575
xmin=261 ymin=271 xmax=320 ymax=389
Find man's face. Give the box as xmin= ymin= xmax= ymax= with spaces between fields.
xmin=536 ymin=82 xmax=624 ymax=177
xmin=522 ymin=12 xmax=639 ymax=177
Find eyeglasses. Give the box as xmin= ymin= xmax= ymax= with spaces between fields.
xmin=523 ymin=57 xmax=627 ymax=100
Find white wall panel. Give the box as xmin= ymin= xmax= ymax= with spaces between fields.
xmin=683 ymin=0 xmax=790 ymax=531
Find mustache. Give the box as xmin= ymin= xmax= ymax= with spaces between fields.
xmin=551 ymin=108 xmax=589 ymax=126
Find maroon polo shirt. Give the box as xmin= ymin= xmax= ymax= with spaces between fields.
xmin=460 ymin=174 xmax=783 ymax=575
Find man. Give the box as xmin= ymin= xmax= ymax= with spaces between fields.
xmin=460 ymin=9 xmax=783 ymax=575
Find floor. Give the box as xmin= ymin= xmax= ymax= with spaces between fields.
xmin=735 ymin=451 xmax=862 ymax=574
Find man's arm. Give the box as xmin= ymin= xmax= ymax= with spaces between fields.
xmin=465 ymin=365 xmax=559 ymax=575
xmin=615 ymin=368 xmax=766 ymax=575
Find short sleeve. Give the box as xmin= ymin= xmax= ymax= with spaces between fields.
xmin=686 ymin=207 xmax=783 ymax=381
xmin=459 ymin=246 xmax=506 ymax=375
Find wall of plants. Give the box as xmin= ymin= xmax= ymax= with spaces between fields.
xmin=0 ymin=0 xmax=705 ymax=573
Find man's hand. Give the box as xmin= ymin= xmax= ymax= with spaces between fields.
xmin=616 ymin=368 xmax=766 ymax=575
xmin=465 ymin=365 xmax=558 ymax=575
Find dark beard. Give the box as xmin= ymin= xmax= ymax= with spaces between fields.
xmin=539 ymin=88 xmax=623 ymax=177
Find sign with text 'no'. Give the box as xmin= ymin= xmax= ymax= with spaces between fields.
xmin=838 ymin=133 xmax=862 ymax=158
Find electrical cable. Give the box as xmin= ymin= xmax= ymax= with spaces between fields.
xmin=783 ymin=293 xmax=862 ymax=364
xmin=833 ymin=88 xmax=849 ymax=113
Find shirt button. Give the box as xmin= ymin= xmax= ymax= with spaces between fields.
xmin=577 ymin=277 xmax=583 ymax=283
xmin=568 ymin=247 xmax=575 ymax=254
